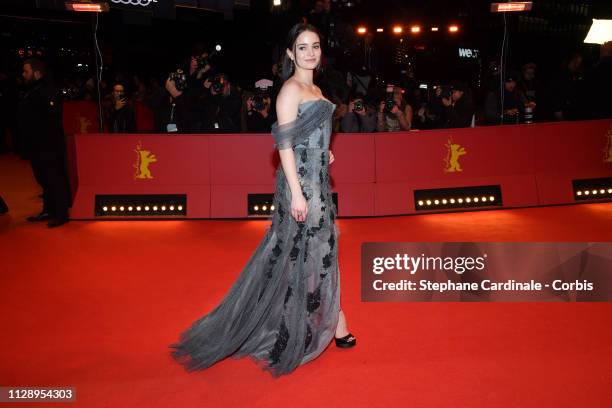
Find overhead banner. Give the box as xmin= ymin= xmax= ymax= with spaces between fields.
xmin=361 ymin=242 xmax=612 ymax=302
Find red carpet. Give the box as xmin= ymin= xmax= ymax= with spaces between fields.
xmin=1 ymin=153 xmax=611 ymax=407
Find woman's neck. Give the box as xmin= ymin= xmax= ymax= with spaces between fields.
xmin=293 ymin=67 xmax=314 ymax=86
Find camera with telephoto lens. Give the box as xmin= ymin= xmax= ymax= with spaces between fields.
xmin=168 ymin=69 xmax=188 ymax=91
xmin=211 ymin=75 xmax=226 ymax=94
xmin=384 ymin=84 xmax=395 ymax=113
xmin=353 ymin=100 xmax=364 ymax=112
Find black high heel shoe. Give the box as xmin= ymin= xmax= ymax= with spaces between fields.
xmin=334 ymin=333 xmax=356 ymax=348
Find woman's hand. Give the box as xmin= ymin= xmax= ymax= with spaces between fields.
xmin=291 ymin=192 xmax=308 ymax=222
xmin=329 ymin=150 xmax=335 ymax=164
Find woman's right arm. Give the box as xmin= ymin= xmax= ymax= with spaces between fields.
xmin=276 ymin=82 xmax=308 ymax=222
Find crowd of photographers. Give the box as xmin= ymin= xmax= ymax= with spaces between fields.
xmin=92 ymin=39 xmax=611 ymax=136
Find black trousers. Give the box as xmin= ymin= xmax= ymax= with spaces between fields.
xmin=29 ymin=151 xmax=71 ymax=219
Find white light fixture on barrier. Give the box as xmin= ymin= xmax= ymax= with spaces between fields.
xmin=584 ymin=19 xmax=612 ymax=45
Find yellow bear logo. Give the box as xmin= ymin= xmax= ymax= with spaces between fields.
xmin=444 ymin=137 xmax=467 ymax=172
xmin=134 ymin=141 xmax=157 ymax=179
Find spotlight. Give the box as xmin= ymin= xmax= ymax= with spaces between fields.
xmin=270 ymin=205 xmax=275 ymax=211
xmin=576 ymin=191 xmax=582 ymax=196
xmin=357 ymin=27 xmax=367 ymax=34
xmin=431 ymin=26 xmax=439 ymax=32
xmin=102 ymin=206 xmax=108 ymax=211
xmin=262 ymin=205 xmax=268 ymax=211
xmin=584 ymin=191 xmax=590 ymax=195
xmin=273 ymin=0 xmax=281 ymax=6
xmin=608 ymin=189 xmax=612 ymax=193
xmin=466 ymin=198 xmax=471 ymax=203
xmin=169 ymin=205 xmax=175 ymax=210
xmin=177 ymin=205 xmax=183 ymax=211
xmin=161 ymin=206 xmax=166 ymax=211
xmin=254 ymin=205 xmax=259 ymax=211
xmin=111 ymin=206 xmax=116 ymax=211
xmin=153 ymin=206 xmax=158 ymax=211
xmin=449 ymin=25 xmax=459 ymax=33
xmin=426 ymin=200 xmax=432 ymax=205
xmin=450 ymin=199 xmax=456 ymax=204
xmin=393 ymin=26 xmax=403 ymax=34
xmin=442 ymin=199 xmax=447 ymax=204
xmin=376 ymin=28 xmax=384 ymax=32
xmin=418 ymin=200 xmax=424 ymax=206
xmin=128 ymin=206 xmax=133 ymax=211
xmin=410 ymin=25 xmax=421 ymax=33
xmin=592 ymin=189 xmax=597 ymax=195
xmin=458 ymin=198 xmax=463 ymax=203
xmin=600 ymin=189 xmax=605 ymax=194
xmin=474 ymin=197 xmax=479 ymax=202
xmin=119 ymin=206 xmax=125 ymax=211
xmin=136 ymin=206 xmax=142 ymax=211
xmin=144 ymin=206 xmax=150 ymax=211
xmin=434 ymin=200 xmax=439 ymax=205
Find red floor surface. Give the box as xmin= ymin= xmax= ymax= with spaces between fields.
xmin=1 ymin=153 xmax=611 ymax=407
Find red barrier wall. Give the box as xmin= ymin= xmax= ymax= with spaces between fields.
xmin=67 ymin=119 xmax=612 ymax=219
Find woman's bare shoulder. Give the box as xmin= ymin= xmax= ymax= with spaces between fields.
xmin=276 ymin=79 xmax=303 ymax=125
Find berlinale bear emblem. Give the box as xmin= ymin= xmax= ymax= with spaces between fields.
xmin=134 ymin=141 xmax=157 ymax=179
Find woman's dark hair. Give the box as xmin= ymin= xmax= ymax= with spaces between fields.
xmin=280 ymin=23 xmax=323 ymax=81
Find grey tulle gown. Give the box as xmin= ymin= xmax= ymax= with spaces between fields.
xmin=170 ymin=99 xmax=341 ymax=377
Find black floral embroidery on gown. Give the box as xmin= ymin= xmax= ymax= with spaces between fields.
xmin=169 ymin=99 xmax=341 ymax=377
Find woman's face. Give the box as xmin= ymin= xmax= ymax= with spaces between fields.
xmin=288 ymin=30 xmax=321 ymax=71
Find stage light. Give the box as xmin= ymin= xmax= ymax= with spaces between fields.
xmin=160 ymin=206 xmax=165 ymax=211
xmin=111 ymin=206 xmax=116 ymax=211
xmin=431 ymin=26 xmax=439 ymax=32
xmin=418 ymin=200 xmax=424 ymax=206
xmin=128 ymin=206 xmax=133 ymax=211
xmin=410 ymin=25 xmax=421 ymax=33
xmin=65 ymin=1 xmax=109 ymax=12
xmin=215 ymin=44 xmax=222 ymax=52
xmin=357 ymin=27 xmax=367 ymax=34
xmin=376 ymin=28 xmax=384 ymax=32
xmin=273 ymin=0 xmax=281 ymax=6
xmin=434 ymin=200 xmax=439 ymax=205
xmin=584 ymin=19 xmax=612 ymax=44
xmin=474 ymin=197 xmax=479 ymax=202
xmin=254 ymin=205 xmax=259 ymax=211
xmin=442 ymin=199 xmax=447 ymax=204
xmin=426 ymin=200 xmax=432 ymax=205
xmin=153 ymin=206 xmax=158 ymax=211
xmin=177 ymin=205 xmax=183 ymax=211
xmin=262 ymin=205 xmax=268 ymax=211
xmin=120 ymin=206 xmax=125 ymax=211
xmin=270 ymin=205 xmax=275 ymax=211
xmin=490 ymin=2 xmax=533 ymax=12
xmin=466 ymin=198 xmax=471 ymax=203
xmin=136 ymin=206 xmax=142 ymax=211
xmin=169 ymin=206 xmax=175 ymax=210
xmin=450 ymin=199 xmax=455 ymax=204
xmin=393 ymin=26 xmax=403 ymax=34
xmin=458 ymin=198 xmax=463 ymax=203
xmin=572 ymin=178 xmax=612 ymax=202
xmin=449 ymin=25 xmax=459 ymax=33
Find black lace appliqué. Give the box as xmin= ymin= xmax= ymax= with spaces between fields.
xmin=307 ymin=286 xmax=321 ymax=313
xmin=289 ymin=223 xmax=305 ymax=261
xmin=269 ymin=319 xmax=289 ymax=365
xmin=304 ymin=324 xmax=313 ymax=350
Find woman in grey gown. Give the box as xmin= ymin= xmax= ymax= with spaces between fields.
xmin=170 ymin=23 xmax=356 ymax=378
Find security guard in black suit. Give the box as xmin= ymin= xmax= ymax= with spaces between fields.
xmin=18 ymin=59 xmax=70 ymax=227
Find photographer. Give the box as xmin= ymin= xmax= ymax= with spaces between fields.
xmin=151 ymin=70 xmax=194 ymax=133
xmin=198 ymin=73 xmax=242 ymax=133
xmin=105 ymin=82 xmax=136 ymax=133
xmin=440 ymin=81 xmax=474 ymax=128
xmin=340 ymin=93 xmax=376 ymax=132
xmin=377 ymin=85 xmax=412 ymax=132
xmin=245 ymin=87 xmax=273 ymax=133
xmin=484 ymin=72 xmax=527 ymax=125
